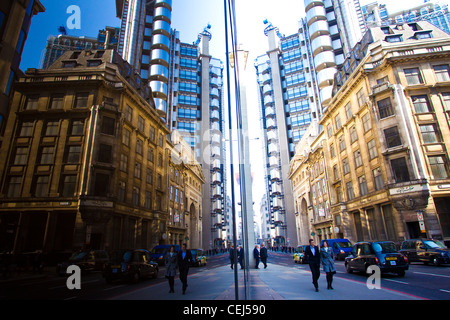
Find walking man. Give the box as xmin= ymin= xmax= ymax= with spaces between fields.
xmin=238 ymin=245 xmax=244 ymax=269
xmin=229 ymin=245 xmax=236 ymax=269
xmin=304 ymin=239 xmax=321 ymax=292
xmin=177 ymin=243 xmax=193 ymax=294
xmin=260 ymin=243 xmax=268 ymax=269
xmin=253 ymin=245 xmax=260 ymax=269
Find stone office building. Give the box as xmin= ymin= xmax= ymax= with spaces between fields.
xmin=290 ymin=22 xmax=450 ymax=245
xmin=0 ymin=49 xmax=204 ymax=255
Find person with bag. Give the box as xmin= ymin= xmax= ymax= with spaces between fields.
xmin=321 ymin=240 xmax=336 ymax=290
xmin=164 ymin=245 xmax=178 ymax=293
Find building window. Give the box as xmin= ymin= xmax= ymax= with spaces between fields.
xmin=125 ymin=105 xmax=133 ymax=122
xmin=420 ymin=124 xmax=440 ymax=144
xmin=13 ymin=147 xmax=28 ymax=165
xmin=70 ymin=119 xmax=85 ymax=136
xmin=34 ymin=176 xmax=49 ymax=197
xmin=135 ymin=162 xmax=142 ymax=179
xmin=356 ymin=89 xmax=365 ymax=109
xmin=132 ymin=187 xmax=140 ymax=206
xmin=377 ymin=97 xmax=394 ymax=119
xmin=429 ymin=156 xmax=449 ymax=179
xmin=333 ymin=165 xmax=339 ymax=180
xmin=145 ymin=191 xmax=152 ymax=210
xmin=359 ymin=176 xmax=368 ymax=196
xmin=391 ymin=157 xmax=410 ymax=183
xmin=138 ymin=116 xmax=145 ymax=132
xmin=66 ymin=145 xmax=81 ymax=163
xmin=44 ymin=121 xmax=59 ymax=136
xmin=39 ymin=146 xmax=54 ymax=164
xmin=101 ymin=117 xmax=116 ymax=135
xmin=74 ymin=93 xmax=89 ymax=108
xmin=49 ymin=94 xmax=64 ymax=109
xmin=7 ymin=176 xmax=22 ymax=198
xmin=25 ymin=95 xmax=39 ymax=110
xmin=120 ymin=154 xmax=128 ymax=172
xmin=146 ymin=168 xmax=153 ymax=184
xmin=122 ymin=129 xmax=130 ymax=146
xmin=136 ymin=138 xmax=143 ymax=155
xmin=98 ymin=144 xmax=112 ymax=163
xmin=346 ymin=181 xmax=355 ymax=201
xmin=345 ymin=102 xmax=353 ymax=119
xmin=411 ymin=95 xmax=432 ymax=113
xmin=368 ymin=139 xmax=378 ymax=160
xmin=118 ymin=182 xmax=126 ymax=202
xmin=350 ymin=126 xmax=358 ymax=144
xmin=61 ymin=175 xmax=77 ymax=197
xmin=94 ymin=173 xmax=110 ymax=196
xmin=373 ymin=168 xmax=384 ymax=191
xmin=19 ymin=122 xmax=34 ymax=137
xmin=354 ymin=150 xmax=363 ymax=168
xmin=327 ymin=124 xmax=333 ymax=138
xmin=335 ymin=114 xmax=342 ymax=130
xmin=330 ymin=144 xmax=336 ymax=158
xmin=443 ymin=93 xmax=450 ymax=111
xmin=336 ymin=186 xmax=343 ymax=203
xmin=384 ymin=126 xmax=402 ymax=148
xmin=149 ymin=126 xmax=156 ymax=141
xmin=343 ymin=158 xmax=350 ymax=174
xmin=434 ymin=65 xmax=450 ymax=82
xmin=362 ymin=113 xmax=372 ymax=132
xmin=148 ymin=147 xmax=154 ymax=163
xmin=158 ymin=153 xmax=163 ymax=167
xmin=404 ymin=68 xmax=423 ymax=85
xmin=339 ymin=136 xmax=346 ymax=152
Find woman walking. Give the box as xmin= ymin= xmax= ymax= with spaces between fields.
xmin=164 ymin=245 xmax=178 ymax=293
xmin=321 ymin=240 xmax=336 ymax=290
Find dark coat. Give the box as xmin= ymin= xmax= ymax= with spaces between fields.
xmin=177 ymin=249 xmax=193 ymax=271
xmin=260 ymin=247 xmax=268 ymax=258
xmin=320 ymin=246 xmax=336 ymax=273
xmin=304 ymin=245 xmax=321 ymax=265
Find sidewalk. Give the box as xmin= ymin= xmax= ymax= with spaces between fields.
xmin=109 ymin=261 xmax=423 ymax=300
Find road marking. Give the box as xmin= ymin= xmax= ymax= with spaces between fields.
xmin=384 ymin=279 xmax=409 ymax=285
xmin=103 ymin=284 xmax=126 ymax=291
xmin=413 ymin=271 xmax=450 ymax=279
xmin=64 ymin=296 xmax=77 ymax=300
xmin=49 ymin=279 xmax=100 ymax=290
xmin=440 ymin=289 xmax=450 ymax=294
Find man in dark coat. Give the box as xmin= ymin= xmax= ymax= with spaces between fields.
xmin=229 ymin=245 xmax=236 ymax=269
xmin=253 ymin=245 xmax=260 ymax=269
xmin=177 ymin=243 xmax=193 ymax=294
xmin=304 ymin=239 xmax=321 ymax=292
xmin=238 ymin=246 xmax=244 ymax=269
xmin=260 ymin=243 xmax=268 ymax=269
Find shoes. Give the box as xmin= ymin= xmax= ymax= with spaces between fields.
xmin=315 ymin=288 xmax=319 ymax=292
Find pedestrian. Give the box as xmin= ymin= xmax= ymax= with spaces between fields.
xmin=253 ymin=245 xmax=260 ymax=269
xmin=177 ymin=243 xmax=193 ymax=294
xmin=321 ymin=240 xmax=336 ymax=290
xmin=229 ymin=245 xmax=236 ymax=269
xmin=260 ymin=243 xmax=268 ymax=269
xmin=238 ymin=245 xmax=244 ymax=269
xmin=304 ymin=239 xmax=321 ymax=292
xmin=164 ymin=245 xmax=178 ymax=293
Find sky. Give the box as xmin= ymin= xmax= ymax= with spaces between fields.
xmin=20 ymin=0 xmax=430 ymax=226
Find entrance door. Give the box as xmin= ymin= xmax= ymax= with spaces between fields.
xmin=407 ymin=221 xmax=421 ymax=239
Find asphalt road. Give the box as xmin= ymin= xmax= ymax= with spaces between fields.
xmin=1 ymin=252 xmax=449 ymax=300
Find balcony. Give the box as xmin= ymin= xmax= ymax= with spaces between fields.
xmin=317 ymin=67 xmax=337 ymax=89
xmin=309 ymin=20 xmax=330 ymax=41
xmin=314 ymin=51 xmax=336 ymax=72
xmin=306 ymin=5 xmax=327 ymax=27
xmin=154 ymin=6 xmax=172 ymax=23
xmin=311 ymin=35 xmax=333 ymax=56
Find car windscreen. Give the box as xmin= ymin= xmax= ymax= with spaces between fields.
xmin=151 ymin=248 xmax=166 ymax=254
xmin=423 ymin=240 xmax=446 ymax=249
xmin=70 ymin=252 xmax=88 ymax=261
xmin=337 ymin=242 xmax=352 ymax=248
xmin=373 ymin=242 xmax=397 ymax=253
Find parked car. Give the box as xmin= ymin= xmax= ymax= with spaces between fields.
xmin=56 ymin=250 xmax=109 ymax=275
xmin=103 ymin=249 xmax=159 ymax=283
xmin=400 ymin=239 xmax=450 ymax=266
xmin=190 ymin=249 xmax=207 ymax=267
xmin=322 ymin=239 xmax=353 ymax=260
xmin=293 ymin=245 xmax=308 ymax=264
xmin=345 ymin=241 xmax=408 ymax=277
xmin=150 ymin=244 xmax=180 ymax=266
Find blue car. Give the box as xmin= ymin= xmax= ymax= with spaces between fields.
xmin=321 ymin=239 xmax=353 ymax=260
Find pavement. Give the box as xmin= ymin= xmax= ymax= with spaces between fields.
xmin=107 ymin=259 xmax=424 ymax=300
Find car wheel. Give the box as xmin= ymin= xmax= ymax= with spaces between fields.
xmin=345 ymin=263 xmax=353 ymax=274
xmin=132 ymin=271 xmax=140 ymax=283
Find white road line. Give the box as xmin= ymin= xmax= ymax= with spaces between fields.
xmin=384 ymin=279 xmax=409 ymax=285
xmin=413 ymin=271 xmax=450 ymax=279
xmin=440 ymin=289 xmax=450 ymax=294
xmin=103 ymin=284 xmax=126 ymax=291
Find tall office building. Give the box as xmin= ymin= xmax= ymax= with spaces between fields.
xmin=116 ymin=0 xmax=227 ymax=250
xmin=254 ymin=0 xmax=369 ymax=247
xmin=41 ymin=27 xmax=120 ymax=69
